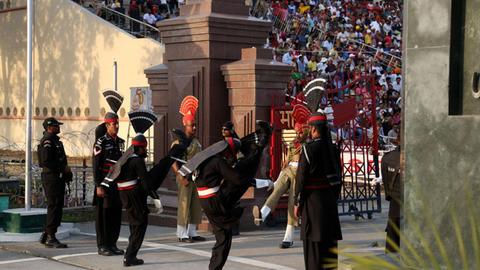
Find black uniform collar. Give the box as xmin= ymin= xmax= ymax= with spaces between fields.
xmin=105 ymin=132 xmax=118 ymax=141
xmin=43 ymin=131 xmax=59 ymax=140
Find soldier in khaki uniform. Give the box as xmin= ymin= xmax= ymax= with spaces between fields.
xmin=253 ymin=104 xmax=310 ymax=249
xmin=171 ymin=96 xmax=205 ymax=242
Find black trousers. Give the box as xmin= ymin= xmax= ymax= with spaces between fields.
xmin=125 ymin=222 xmax=148 ymax=260
xmin=303 ymin=240 xmax=338 ymax=270
xmin=386 ymin=216 xmax=400 ymax=253
xmin=95 ymin=195 xmax=122 ymax=249
xmin=41 ymin=173 xmax=65 ymax=235
xmin=209 ymin=224 xmax=233 ymax=270
xmin=119 ymin=187 xmax=149 ymax=260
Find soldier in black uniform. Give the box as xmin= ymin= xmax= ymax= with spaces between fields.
xmin=38 ymin=117 xmax=72 ymax=248
xmin=102 ymin=110 xmax=187 ymax=267
xmin=93 ymin=113 xmax=125 ymax=256
xmin=221 ymin=121 xmax=239 ymax=139
xmin=294 ymin=112 xmax=342 ymax=270
xmin=178 ymin=122 xmax=273 ymax=270
xmin=381 ymin=134 xmax=402 ymax=253
xmin=93 ymin=90 xmax=126 ymax=256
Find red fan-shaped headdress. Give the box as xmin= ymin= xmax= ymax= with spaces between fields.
xmin=179 ymin=96 xmax=199 ymax=125
xmin=292 ymin=104 xmax=310 ymax=131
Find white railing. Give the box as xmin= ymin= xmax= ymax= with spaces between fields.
xmin=98 ymin=5 xmax=161 ymax=41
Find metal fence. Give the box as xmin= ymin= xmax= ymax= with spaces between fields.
xmin=270 ymin=76 xmax=382 ymax=220
xmin=96 ymin=5 xmax=161 ymax=41
xmin=1 ymin=159 xmax=94 ymax=209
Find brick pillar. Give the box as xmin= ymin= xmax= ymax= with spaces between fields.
xmin=156 ymin=0 xmax=271 ymax=147
xmin=222 ymin=48 xmax=291 ymax=137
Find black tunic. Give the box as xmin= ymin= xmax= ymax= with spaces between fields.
xmin=195 ymin=155 xmax=255 ymax=229
xmin=381 ymin=147 xmax=402 ymax=252
xmin=295 ymin=138 xmax=342 ymax=242
xmin=381 ymin=147 xmax=402 ymax=218
xmin=93 ymin=134 xmax=125 ymax=186
xmin=38 ymin=131 xmax=69 ymax=235
xmin=114 ymin=155 xmax=151 ymax=225
xmin=92 ymin=134 xmax=124 ymax=207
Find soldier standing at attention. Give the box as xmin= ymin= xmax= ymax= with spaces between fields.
xmin=38 ymin=117 xmax=72 ymax=248
xmin=93 ymin=90 xmax=125 ymax=256
xmin=171 ymin=96 xmax=205 ymax=243
xmin=294 ymin=112 xmax=342 ymax=270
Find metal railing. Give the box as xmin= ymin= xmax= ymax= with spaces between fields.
xmin=1 ymin=159 xmax=94 ymax=209
xmin=96 ymin=5 xmax=161 ymax=42
xmin=0 ymin=0 xmax=23 ymax=10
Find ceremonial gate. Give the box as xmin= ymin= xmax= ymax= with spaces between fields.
xmin=270 ymin=76 xmax=382 ymax=221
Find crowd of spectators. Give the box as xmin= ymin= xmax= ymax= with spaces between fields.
xmin=252 ymin=0 xmax=403 ymax=148
xmin=0 ymin=0 xmax=12 ymax=10
xmin=82 ymin=0 xmax=183 ymax=28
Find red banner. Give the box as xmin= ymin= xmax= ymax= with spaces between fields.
xmin=332 ymin=98 xmax=357 ymax=127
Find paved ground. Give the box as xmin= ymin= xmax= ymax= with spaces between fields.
xmin=0 ymin=202 xmax=391 ymax=270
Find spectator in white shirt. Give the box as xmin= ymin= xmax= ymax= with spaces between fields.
xmin=143 ymin=9 xmax=157 ymax=26
xmin=282 ymin=51 xmax=294 ymax=65
xmin=322 ymin=38 xmax=334 ymax=51
xmin=392 ymin=77 xmax=402 ymax=92
xmin=370 ymin=20 xmax=381 ymax=33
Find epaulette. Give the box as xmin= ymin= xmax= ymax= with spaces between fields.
xmin=43 ymin=139 xmax=52 ymax=147
xmin=95 ymin=135 xmax=108 ymax=146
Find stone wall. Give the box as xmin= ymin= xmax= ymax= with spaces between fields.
xmin=0 ymin=0 xmax=164 ymax=157
xmin=403 ymin=0 xmax=480 ymax=267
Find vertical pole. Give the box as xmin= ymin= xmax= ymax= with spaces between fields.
xmin=82 ymin=158 xmax=87 ymax=206
xmin=370 ymin=75 xmax=382 ymax=213
xmin=113 ymin=60 xmax=118 ymax=91
xmin=25 ymin=0 xmax=34 ymax=211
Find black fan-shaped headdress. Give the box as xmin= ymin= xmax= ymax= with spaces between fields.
xmin=103 ymin=90 xmax=124 ymax=114
xmin=303 ymin=78 xmax=326 ymax=113
xmin=128 ymin=110 xmax=158 ymax=147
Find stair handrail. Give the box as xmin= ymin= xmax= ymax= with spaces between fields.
xmin=100 ymin=5 xmax=160 ymax=34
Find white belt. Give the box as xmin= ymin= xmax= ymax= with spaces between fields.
xmin=197 ymin=186 xmax=220 ymax=198
xmin=289 ymin=162 xmax=299 ymax=168
xmin=117 ymin=180 xmax=138 ymax=189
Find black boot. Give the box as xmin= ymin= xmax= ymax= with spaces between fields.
xmin=123 ymin=258 xmax=144 ymax=267
xmin=45 ymin=235 xmax=68 ymax=248
xmin=110 ymin=245 xmax=125 ymax=255
xmin=232 ymin=223 xmax=240 ymax=236
xmin=39 ymin=231 xmax=47 ymax=244
xmin=98 ymin=246 xmax=114 ymax=256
